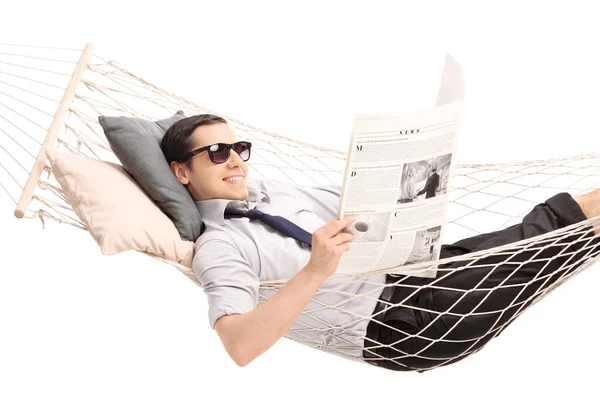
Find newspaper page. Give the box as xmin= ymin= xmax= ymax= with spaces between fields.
xmin=335 ymin=54 xmax=465 ymax=278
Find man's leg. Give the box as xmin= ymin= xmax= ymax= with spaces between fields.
xmin=364 ymin=190 xmax=600 ymax=371
xmin=441 ymin=189 xmax=600 ymax=256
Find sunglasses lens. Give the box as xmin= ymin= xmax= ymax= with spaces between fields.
xmin=207 ymin=142 xmax=251 ymax=164
xmin=209 ymin=143 xmax=230 ymax=163
xmin=233 ymin=142 xmax=251 ymax=161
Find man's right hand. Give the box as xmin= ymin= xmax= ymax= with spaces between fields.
xmin=306 ymin=216 xmax=356 ymax=280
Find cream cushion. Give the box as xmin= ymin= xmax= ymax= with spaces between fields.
xmin=45 ymin=149 xmax=195 ymax=268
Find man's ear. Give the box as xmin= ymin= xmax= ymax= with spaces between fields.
xmin=169 ymin=161 xmax=190 ymax=185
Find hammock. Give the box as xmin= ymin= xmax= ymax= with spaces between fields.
xmin=1 ymin=43 xmax=599 ymax=372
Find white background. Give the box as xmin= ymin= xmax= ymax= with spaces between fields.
xmin=1 ymin=1 xmax=600 ymax=399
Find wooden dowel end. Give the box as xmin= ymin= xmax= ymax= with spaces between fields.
xmin=14 ymin=43 xmax=94 ymax=219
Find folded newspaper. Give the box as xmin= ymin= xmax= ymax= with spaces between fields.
xmin=336 ymin=54 xmax=465 ymax=278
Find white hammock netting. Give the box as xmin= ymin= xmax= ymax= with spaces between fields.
xmin=1 ymin=43 xmax=599 ymax=372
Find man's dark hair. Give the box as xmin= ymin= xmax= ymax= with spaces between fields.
xmin=161 ymin=114 xmax=228 ymax=168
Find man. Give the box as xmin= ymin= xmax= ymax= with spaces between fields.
xmin=161 ymin=114 xmax=600 ymax=371
xmin=417 ymin=164 xmax=440 ymax=199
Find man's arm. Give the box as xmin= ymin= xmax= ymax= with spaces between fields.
xmin=215 ymin=264 xmax=325 ymax=366
xmin=195 ymin=217 xmax=355 ymax=367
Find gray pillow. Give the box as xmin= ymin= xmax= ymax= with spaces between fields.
xmin=98 ymin=110 xmax=203 ymax=242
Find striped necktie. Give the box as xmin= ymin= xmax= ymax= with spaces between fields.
xmin=224 ymin=208 xmax=312 ymax=247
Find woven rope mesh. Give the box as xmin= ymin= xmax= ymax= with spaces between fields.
xmin=1 ymin=44 xmax=599 ymax=371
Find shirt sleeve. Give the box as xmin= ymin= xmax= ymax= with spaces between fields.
xmin=193 ymin=236 xmax=260 ymax=329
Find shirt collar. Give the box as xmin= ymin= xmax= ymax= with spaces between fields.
xmin=194 ymin=178 xmax=270 ymax=226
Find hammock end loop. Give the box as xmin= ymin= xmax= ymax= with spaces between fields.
xmin=43 ymin=164 xmax=52 ymax=179
xmin=29 ymin=209 xmax=46 ymax=230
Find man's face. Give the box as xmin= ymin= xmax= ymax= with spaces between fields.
xmin=171 ymin=123 xmax=249 ymax=201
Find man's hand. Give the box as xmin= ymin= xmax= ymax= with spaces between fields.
xmin=306 ymin=216 xmax=356 ymax=280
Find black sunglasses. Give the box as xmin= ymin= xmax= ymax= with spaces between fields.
xmin=181 ymin=141 xmax=252 ymax=164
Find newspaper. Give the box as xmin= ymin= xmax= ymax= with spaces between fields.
xmin=336 ymin=54 xmax=465 ymax=278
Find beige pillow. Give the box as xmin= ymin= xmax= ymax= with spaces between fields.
xmin=45 ymin=150 xmax=194 ymax=268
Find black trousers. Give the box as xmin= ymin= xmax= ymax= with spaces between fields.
xmin=363 ymin=192 xmax=600 ymax=371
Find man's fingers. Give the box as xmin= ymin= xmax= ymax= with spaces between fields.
xmin=320 ymin=216 xmax=355 ymax=237
xmin=332 ymin=232 xmax=355 ymax=246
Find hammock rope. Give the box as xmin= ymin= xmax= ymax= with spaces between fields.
xmin=1 ymin=43 xmax=599 ymax=371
